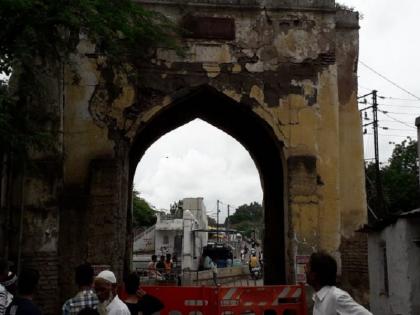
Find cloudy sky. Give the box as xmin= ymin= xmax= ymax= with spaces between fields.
xmin=134 ymin=0 xmax=420 ymax=220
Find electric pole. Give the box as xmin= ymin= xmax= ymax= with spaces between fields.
xmin=227 ymin=204 xmax=230 ymax=231
xmin=216 ymin=200 xmax=220 ymax=243
xmin=359 ymin=90 xmax=386 ymax=218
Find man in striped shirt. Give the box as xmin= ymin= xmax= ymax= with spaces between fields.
xmin=62 ymin=264 xmax=98 ymax=315
xmin=0 ymin=260 xmax=12 ymax=315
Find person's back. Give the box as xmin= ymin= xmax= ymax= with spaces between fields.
xmin=6 ymin=269 xmax=41 ymax=315
xmin=62 ymin=264 xmax=98 ymax=315
xmin=6 ymin=297 xmax=41 ymax=315
xmin=203 ymin=256 xmax=212 ymax=270
xmin=123 ymin=273 xmax=163 ymax=315
xmin=155 ymin=256 xmax=165 ymax=274
xmin=306 ymin=252 xmax=372 ymax=315
xmin=147 ymin=255 xmax=158 ymax=279
xmin=249 ymin=256 xmax=258 ymax=268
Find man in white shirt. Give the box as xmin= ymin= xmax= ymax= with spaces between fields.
xmin=306 ymin=252 xmax=373 ymax=315
xmin=94 ymin=270 xmax=130 ymax=315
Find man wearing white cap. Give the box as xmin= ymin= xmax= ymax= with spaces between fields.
xmin=94 ymin=270 xmax=129 ymax=315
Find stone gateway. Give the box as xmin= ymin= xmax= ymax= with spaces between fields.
xmin=1 ymin=0 xmax=367 ymax=313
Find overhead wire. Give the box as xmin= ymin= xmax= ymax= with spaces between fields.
xmin=378 ymin=110 xmax=416 ymax=129
xmin=359 ymin=61 xmax=420 ymax=100
xmin=379 ymin=96 xmax=420 ymax=102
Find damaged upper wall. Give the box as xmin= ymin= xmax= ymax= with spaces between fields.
xmin=63 ymin=0 xmax=363 ymax=254
xmin=335 ymin=9 xmax=367 ymax=237
xmin=60 ymin=0 xmax=363 ymax=269
xmin=123 ymin=2 xmax=344 ymax=254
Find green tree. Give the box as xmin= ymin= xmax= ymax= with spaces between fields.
xmin=227 ymin=202 xmax=263 ymax=225
xmin=382 ymin=138 xmax=419 ymax=212
xmin=207 ymin=216 xmax=217 ymax=227
xmin=0 ymin=0 xmax=177 ymax=158
xmin=366 ymin=138 xmax=420 ymax=217
xmin=226 ymin=202 xmax=263 ymax=238
xmin=132 ymin=190 xmax=157 ymax=228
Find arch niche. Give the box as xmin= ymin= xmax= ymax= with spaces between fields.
xmin=129 ymin=85 xmax=287 ymax=284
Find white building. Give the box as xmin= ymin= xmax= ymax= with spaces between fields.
xmin=368 ymin=210 xmax=420 ymax=315
xmin=133 ymin=197 xmax=208 ymax=270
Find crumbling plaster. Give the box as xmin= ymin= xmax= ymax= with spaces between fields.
xmin=61 ymin=4 xmax=364 ymax=256
xmin=11 ymin=2 xmax=366 ymax=310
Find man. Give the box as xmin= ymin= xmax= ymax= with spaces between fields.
xmin=62 ymin=264 xmax=99 ymax=315
xmin=0 ymin=260 xmax=11 ymax=315
xmin=202 ymin=250 xmax=212 ymax=270
xmin=93 ymin=270 xmax=129 ymax=315
xmin=306 ymin=252 xmax=372 ymax=315
xmin=123 ymin=272 xmax=163 ymax=315
xmin=147 ymin=256 xmax=159 ymax=279
xmin=155 ymin=256 xmax=165 ymax=275
xmin=5 ymin=268 xmax=41 ymax=315
xmin=248 ymin=253 xmax=258 ymax=271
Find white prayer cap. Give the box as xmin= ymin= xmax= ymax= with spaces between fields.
xmin=96 ymin=270 xmax=117 ymax=284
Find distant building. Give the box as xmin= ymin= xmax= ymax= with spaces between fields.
xmin=133 ymin=197 xmax=208 ymax=270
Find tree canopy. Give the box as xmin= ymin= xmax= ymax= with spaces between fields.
xmin=0 ymin=0 xmax=177 ymax=158
xmin=132 ymin=190 xmax=157 ymax=228
xmin=366 ymin=138 xmax=419 ymax=218
xmin=226 ymin=202 xmax=263 ymax=238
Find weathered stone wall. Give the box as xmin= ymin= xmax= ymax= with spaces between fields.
xmin=3 ymin=0 xmax=368 ymax=313
xmin=339 ymin=232 xmax=369 ymax=306
xmin=22 ymin=252 xmax=59 ymax=315
xmin=369 ymin=217 xmax=420 ymax=315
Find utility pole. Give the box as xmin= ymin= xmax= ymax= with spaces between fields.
xmin=359 ymin=90 xmax=386 ymax=218
xmin=216 ymin=200 xmax=220 ymax=243
xmin=227 ymin=204 xmax=230 ymax=231
xmin=226 ymin=204 xmax=230 ymax=246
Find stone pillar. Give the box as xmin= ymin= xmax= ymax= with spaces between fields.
xmin=182 ymin=210 xmax=195 ymax=270
xmin=416 ymin=117 xmax=420 ymax=187
xmin=287 ymin=155 xmax=320 ymax=283
xmin=86 ymin=159 xmax=129 ymax=281
xmin=59 ymin=158 xmax=129 ymax=302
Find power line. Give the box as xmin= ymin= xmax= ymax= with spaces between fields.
xmin=383 ymin=127 xmax=417 ymax=132
xmin=379 ymin=95 xmax=420 ymax=102
xmin=359 ymin=100 xmax=420 ymax=109
xmin=365 ymin=133 xmax=413 ymax=138
xmin=378 ymin=110 xmax=416 ymax=129
xmin=359 ymin=61 xmax=420 ymax=100
xmin=378 ymin=104 xmax=420 ymax=109
xmin=381 ymin=111 xmax=420 ymax=116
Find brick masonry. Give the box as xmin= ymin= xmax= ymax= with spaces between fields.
xmin=22 ymin=252 xmax=59 ymax=315
xmin=339 ymin=232 xmax=370 ymax=307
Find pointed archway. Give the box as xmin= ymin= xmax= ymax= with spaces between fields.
xmin=129 ymin=85 xmax=287 ymax=284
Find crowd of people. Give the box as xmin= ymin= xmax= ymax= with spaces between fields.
xmin=146 ymin=254 xmax=177 ymax=282
xmin=0 ymin=251 xmax=373 ymax=315
xmin=0 ymin=260 xmax=163 ymax=315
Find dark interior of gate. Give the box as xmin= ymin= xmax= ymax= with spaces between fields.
xmin=129 ymin=85 xmax=287 ymax=284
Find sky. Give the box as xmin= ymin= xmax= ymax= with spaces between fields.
xmin=134 ymin=0 xmax=420 ymax=219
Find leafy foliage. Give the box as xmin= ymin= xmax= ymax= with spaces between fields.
xmin=382 ymin=138 xmax=419 ymax=212
xmin=0 ymin=0 xmax=178 ymax=157
xmin=0 ymin=0 xmax=177 ymax=75
xmin=0 ymin=79 xmax=55 ymax=160
xmin=132 ymin=190 xmax=157 ymax=228
xmin=207 ymin=215 xmax=217 ymax=227
xmin=226 ymin=202 xmax=263 ymax=238
xmin=366 ymin=138 xmax=420 ymax=216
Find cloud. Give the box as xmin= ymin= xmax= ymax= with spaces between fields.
xmin=342 ymin=0 xmax=420 ymax=162
xmin=133 ymin=119 xmax=263 ymax=221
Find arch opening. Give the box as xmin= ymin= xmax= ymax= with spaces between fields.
xmin=129 ymin=85 xmax=286 ymax=284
